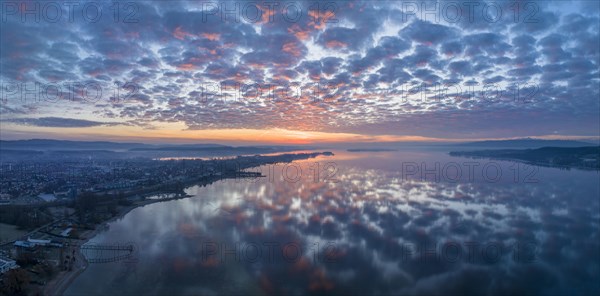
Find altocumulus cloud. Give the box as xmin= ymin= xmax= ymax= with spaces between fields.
xmin=0 ymin=0 xmax=598 ymax=138
xmin=2 ymin=117 xmax=123 ymax=128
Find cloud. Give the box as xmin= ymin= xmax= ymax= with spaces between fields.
xmin=2 ymin=117 xmax=122 ymax=128
xmin=0 ymin=0 xmax=598 ymax=139
xmin=400 ymin=20 xmax=458 ymax=45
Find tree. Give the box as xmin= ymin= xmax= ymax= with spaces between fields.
xmin=69 ymin=228 xmax=79 ymax=239
xmin=40 ymin=263 xmax=55 ymax=278
xmin=1 ymin=268 xmax=30 ymax=296
xmin=77 ymin=191 xmax=98 ymax=212
xmin=76 ymin=191 xmax=99 ymax=223
xmin=16 ymin=251 xmax=36 ymax=266
xmin=108 ymin=202 xmax=118 ymax=216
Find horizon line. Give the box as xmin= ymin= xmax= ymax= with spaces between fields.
xmin=1 ymin=135 xmax=599 ymax=146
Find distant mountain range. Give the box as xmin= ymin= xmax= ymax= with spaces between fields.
xmin=130 ymin=146 xmax=302 ymax=153
xmin=455 ymin=138 xmax=596 ymax=148
xmin=0 ymin=139 xmax=150 ymax=150
xmin=0 ymin=139 xmax=311 ymax=154
xmin=2 ymin=138 xmax=597 ymax=152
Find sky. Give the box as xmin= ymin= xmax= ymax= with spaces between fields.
xmin=0 ymin=0 xmax=599 ymax=144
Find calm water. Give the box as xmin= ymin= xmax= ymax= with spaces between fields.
xmin=65 ymin=149 xmax=600 ymax=295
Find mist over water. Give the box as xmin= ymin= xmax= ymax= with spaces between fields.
xmin=65 ymin=150 xmax=600 ymax=295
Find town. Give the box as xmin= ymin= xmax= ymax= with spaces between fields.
xmin=0 ymin=151 xmax=333 ymax=295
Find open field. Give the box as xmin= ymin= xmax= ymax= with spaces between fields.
xmin=0 ymin=223 xmax=28 ymax=244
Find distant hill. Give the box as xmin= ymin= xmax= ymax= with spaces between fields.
xmin=455 ymin=138 xmax=596 ymax=148
xmin=0 ymin=149 xmax=44 ymax=155
xmin=0 ymin=139 xmax=311 ymax=155
xmin=450 ymin=146 xmax=600 ymax=170
xmin=0 ymin=139 xmax=151 ymax=150
xmin=130 ymin=145 xmax=303 ymax=154
xmin=150 ymin=143 xmax=228 ymax=149
xmin=347 ymin=148 xmax=397 ymax=152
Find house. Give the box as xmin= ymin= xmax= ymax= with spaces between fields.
xmin=38 ymin=193 xmax=57 ymax=202
xmin=60 ymin=228 xmax=73 ymax=237
xmin=0 ymin=256 xmax=18 ymax=274
xmin=0 ymin=194 xmax=11 ymax=206
xmin=14 ymin=238 xmax=61 ymax=249
xmin=13 ymin=240 xmax=36 ymax=249
xmin=27 ymin=238 xmax=51 ymax=246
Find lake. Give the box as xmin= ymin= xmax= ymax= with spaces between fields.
xmin=65 ymin=149 xmax=600 ymax=295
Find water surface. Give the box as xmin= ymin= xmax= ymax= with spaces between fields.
xmin=66 ymin=149 xmax=600 ymax=295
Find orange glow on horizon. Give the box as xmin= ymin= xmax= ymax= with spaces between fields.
xmin=1 ymin=122 xmax=456 ymax=144
xmin=2 ymin=122 xmax=598 ymax=145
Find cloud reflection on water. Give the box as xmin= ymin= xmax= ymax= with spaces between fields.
xmin=66 ymin=150 xmax=600 ymax=295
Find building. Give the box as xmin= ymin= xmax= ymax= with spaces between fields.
xmin=27 ymin=238 xmax=51 ymax=246
xmin=13 ymin=240 xmax=36 ymax=249
xmin=38 ymin=193 xmax=57 ymax=202
xmin=60 ymin=228 xmax=73 ymax=237
xmin=14 ymin=237 xmax=52 ymax=249
xmin=0 ymin=193 xmax=11 ymax=206
xmin=13 ymin=238 xmax=63 ymax=251
xmin=0 ymin=256 xmax=18 ymax=274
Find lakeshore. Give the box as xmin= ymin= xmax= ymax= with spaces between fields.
xmin=0 ymin=151 xmax=334 ymax=295
xmin=55 ymin=149 xmax=600 ymax=295
xmin=43 ymin=198 xmax=162 ymax=296
xmin=42 ymin=188 xmax=247 ymax=295
xmin=449 ymin=146 xmax=600 ymax=170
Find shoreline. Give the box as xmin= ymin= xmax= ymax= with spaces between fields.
xmin=33 ymin=152 xmax=333 ymax=295
xmin=43 ymin=198 xmax=164 ymax=296
xmin=41 ymin=177 xmax=240 ymax=295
